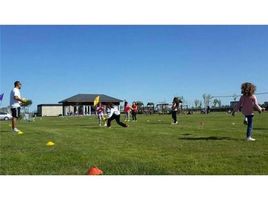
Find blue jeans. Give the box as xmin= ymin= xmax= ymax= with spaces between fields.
xmin=245 ymin=115 xmax=254 ymax=138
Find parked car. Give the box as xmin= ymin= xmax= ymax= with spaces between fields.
xmin=0 ymin=112 xmax=13 ymax=120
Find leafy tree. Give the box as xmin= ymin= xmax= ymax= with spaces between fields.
xmin=218 ymin=99 xmax=222 ymax=107
xmin=213 ymin=99 xmax=218 ymax=107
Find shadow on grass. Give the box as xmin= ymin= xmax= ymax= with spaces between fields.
xmin=80 ymin=127 xmax=105 ymax=130
xmin=145 ymin=122 xmax=172 ymax=125
xmin=56 ymin=124 xmax=97 ymax=127
xmin=254 ymin=128 xmax=268 ymax=131
xmin=179 ymin=136 xmax=240 ymax=141
xmin=0 ymin=131 xmax=12 ymax=133
xmin=181 ymin=133 xmax=192 ymax=136
xmin=54 ymin=124 xmax=105 ymax=129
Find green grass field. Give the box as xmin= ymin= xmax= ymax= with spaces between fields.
xmin=1 ymin=112 xmax=268 ymax=175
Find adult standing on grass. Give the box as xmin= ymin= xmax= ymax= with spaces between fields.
xmin=10 ymin=81 xmax=26 ymax=134
xmin=131 ymin=102 xmax=138 ymax=121
xmin=232 ymin=82 xmax=265 ymax=141
xmin=107 ymin=103 xmax=128 ymax=128
xmin=171 ymin=97 xmax=181 ymax=124
xmin=124 ymin=101 xmax=132 ymax=122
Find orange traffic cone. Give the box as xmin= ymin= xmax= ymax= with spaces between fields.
xmin=87 ymin=166 xmax=103 ymax=175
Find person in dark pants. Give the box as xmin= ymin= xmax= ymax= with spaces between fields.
xmin=131 ymin=102 xmax=138 ymax=121
xmin=107 ymin=103 xmax=128 ymax=128
xmin=206 ymin=106 xmax=211 ymax=114
xmin=171 ymin=97 xmax=181 ymax=124
xmin=172 ymin=110 xmax=177 ymax=124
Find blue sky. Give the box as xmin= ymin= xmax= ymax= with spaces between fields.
xmin=1 ymin=25 xmax=268 ymax=109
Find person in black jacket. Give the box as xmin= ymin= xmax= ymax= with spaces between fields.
xmin=107 ymin=103 xmax=128 ymax=128
xmin=171 ymin=97 xmax=182 ymax=124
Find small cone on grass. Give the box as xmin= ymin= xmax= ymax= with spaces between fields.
xmin=200 ymin=122 xmax=205 ymax=127
xmin=47 ymin=141 xmax=55 ymax=146
xmin=87 ymin=166 xmax=103 ymax=175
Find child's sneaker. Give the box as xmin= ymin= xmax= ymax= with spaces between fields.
xmin=12 ymin=128 xmax=20 ymax=133
xmin=12 ymin=128 xmax=23 ymax=135
xmin=247 ymin=137 xmax=256 ymax=141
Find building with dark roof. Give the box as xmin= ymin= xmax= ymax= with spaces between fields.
xmin=59 ymin=94 xmax=123 ymax=116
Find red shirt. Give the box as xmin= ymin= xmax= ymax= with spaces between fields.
xmin=132 ymin=105 xmax=138 ymax=112
xmin=124 ymin=105 xmax=132 ymax=112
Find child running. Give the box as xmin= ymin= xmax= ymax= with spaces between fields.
xmin=107 ymin=103 xmax=128 ymax=128
xmin=124 ymin=101 xmax=132 ymax=122
xmin=131 ymin=102 xmax=138 ymax=121
xmin=96 ymin=103 xmax=107 ymax=127
xmin=233 ymin=82 xmax=265 ymax=141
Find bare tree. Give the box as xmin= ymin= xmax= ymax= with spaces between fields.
xmin=202 ymin=94 xmax=206 ymax=107
xmin=203 ymin=94 xmax=213 ymax=108
xmin=179 ymin=96 xmax=184 ymax=103
xmin=194 ymin=99 xmax=200 ymax=108
xmin=233 ymin=94 xmax=239 ymax=101
xmin=199 ymin=101 xmax=202 ymax=108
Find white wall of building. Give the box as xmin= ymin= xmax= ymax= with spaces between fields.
xmin=40 ymin=106 xmax=63 ymax=117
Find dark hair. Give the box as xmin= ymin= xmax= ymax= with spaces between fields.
xmin=173 ymin=97 xmax=179 ymax=104
xmin=124 ymin=102 xmax=128 ymax=107
xmin=241 ymin=82 xmax=256 ymax=96
xmin=14 ymin=81 xmax=21 ymax=87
